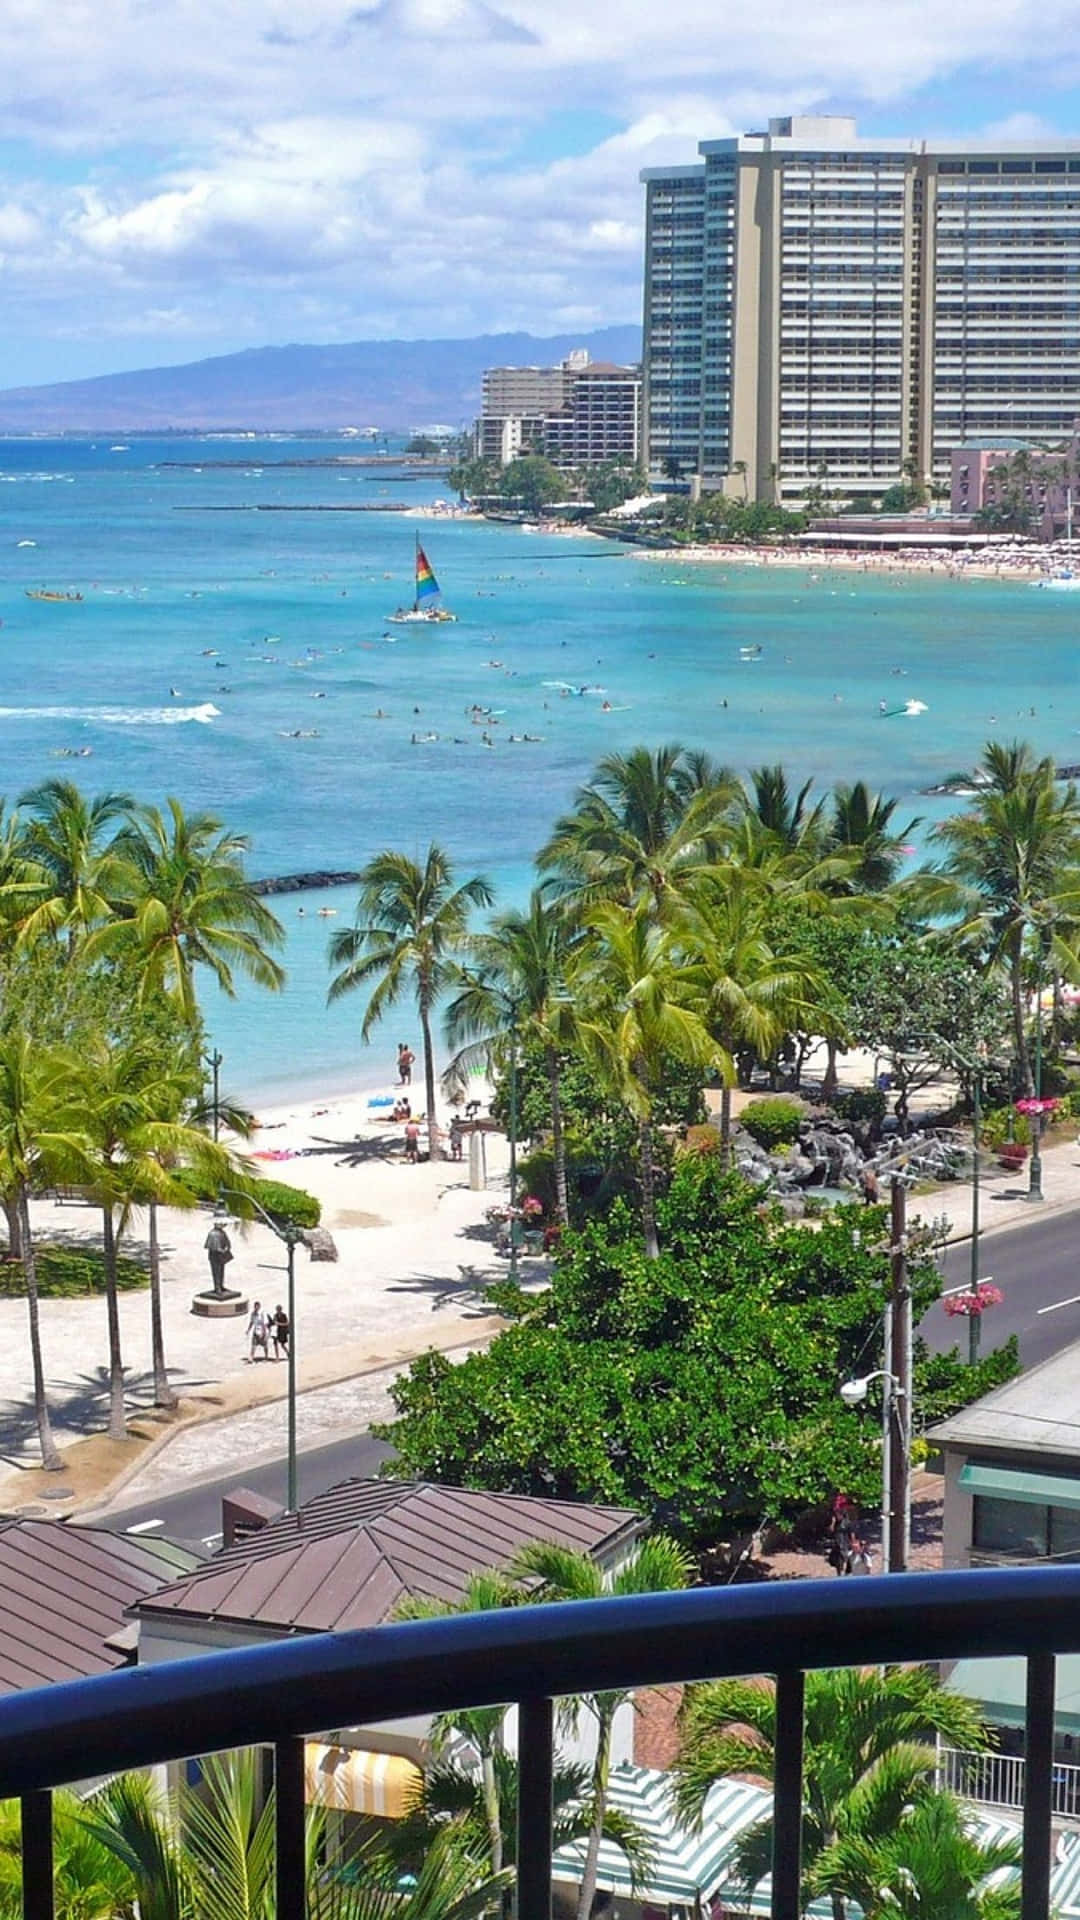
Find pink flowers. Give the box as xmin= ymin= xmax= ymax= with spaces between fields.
xmin=944 ymin=1282 xmax=1005 ymax=1319
xmin=521 ymin=1195 xmax=544 ymax=1218
xmin=1015 ymin=1097 xmax=1060 ymax=1116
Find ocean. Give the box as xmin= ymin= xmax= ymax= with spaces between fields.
xmin=0 ymin=435 xmax=1076 ymax=1103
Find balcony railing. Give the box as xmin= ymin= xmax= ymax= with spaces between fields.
xmin=4 ymin=1565 xmax=1080 ymax=1920
xmin=940 ymin=1744 xmax=1080 ymax=1821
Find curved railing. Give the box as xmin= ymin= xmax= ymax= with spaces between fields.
xmin=6 ymin=1564 xmax=1080 ymax=1920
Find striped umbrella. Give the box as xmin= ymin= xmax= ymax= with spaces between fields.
xmin=552 ymin=1765 xmax=771 ymax=1906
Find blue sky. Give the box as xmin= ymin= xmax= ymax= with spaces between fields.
xmin=2 ymin=0 xmax=1080 ymax=388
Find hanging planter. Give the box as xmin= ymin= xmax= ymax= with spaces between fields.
xmin=944 ymin=1282 xmax=1004 ymax=1319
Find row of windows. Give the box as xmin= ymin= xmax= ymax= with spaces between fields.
xmin=972 ymin=1494 xmax=1080 ymax=1559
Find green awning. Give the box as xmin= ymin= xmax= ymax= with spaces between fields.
xmin=948 ymin=1655 xmax=1080 ymax=1733
xmin=959 ymin=1463 xmax=1080 ymax=1510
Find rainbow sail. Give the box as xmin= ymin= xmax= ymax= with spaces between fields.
xmin=415 ymin=544 xmax=439 ymax=603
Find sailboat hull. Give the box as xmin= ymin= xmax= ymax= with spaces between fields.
xmin=385 ymin=608 xmax=458 ymax=624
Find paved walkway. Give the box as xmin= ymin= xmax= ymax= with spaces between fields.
xmin=910 ymin=1132 xmax=1080 ymax=1244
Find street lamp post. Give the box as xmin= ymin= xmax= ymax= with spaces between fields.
xmin=205 ymin=1048 xmax=223 ymax=1142
xmin=840 ymin=1368 xmax=907 ymax=1572
xmin=508 ymin=1002 xmax=520 ymax=1284
xmin=1028 ymin=948 xmax=1045 ymax=1202
xmin=969 ymin=1065 xmax=981 ymax=1362
xmin=221 ymin=1189 xmax=303 ymax=1513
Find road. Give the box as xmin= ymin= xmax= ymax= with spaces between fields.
xmin=97 ymin=1430 xmax=393 ymax=1548
xmin=926 ymin=1208 xmax=1080 ymax=1368
xmin=92 ymin=1209 xmax=1080 ymax=1547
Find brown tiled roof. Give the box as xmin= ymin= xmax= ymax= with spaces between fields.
xmin=0 ymin=1519 xmax=199 ymax=1693
xmin=136 ymin=1479 xmax=642 ymax=1636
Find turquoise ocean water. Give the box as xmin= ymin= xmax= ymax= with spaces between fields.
xmin=0 ymin=435 xmax=1076 ymax=1103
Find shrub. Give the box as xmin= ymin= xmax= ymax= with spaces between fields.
xmin=981 ymin=1105 xmax=1031 ymax=1149
xmin=242 ymin=1177 xmax=321 ymax=1230
xmin=740 ymin=1097 xmax=806 ymax=1152
xmin=832 ymin=1087 xmax=887 ymax=1131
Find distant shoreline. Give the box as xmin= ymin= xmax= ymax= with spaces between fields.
xmin=632 ymin=541 xmax=1048 ymax=582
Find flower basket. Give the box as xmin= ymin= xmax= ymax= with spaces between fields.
xmin=944 ymin=1282 xmax=1004 ymax=1319
xmin=998 ymin=1143 xmax=1029 ymax=1170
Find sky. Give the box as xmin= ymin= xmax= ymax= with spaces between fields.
xmin=3 ymin=0 xmax=1080 ymax=387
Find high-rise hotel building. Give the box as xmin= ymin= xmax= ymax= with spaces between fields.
xmin=641 ymin=114 xmax=1080 ymax=502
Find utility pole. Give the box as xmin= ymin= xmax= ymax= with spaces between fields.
xmin=887 ymin=1176 xmax=912 ymax=1572
xmin=969 ymin=1065 xmax=981 ymax=1363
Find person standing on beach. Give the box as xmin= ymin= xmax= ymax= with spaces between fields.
xmin=405 ymin=1117 xmax=420 ymax=1164
xmin=397 ymin=1043 xmax=415 ymax=1086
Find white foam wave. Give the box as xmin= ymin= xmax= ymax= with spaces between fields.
xmin=0 ymin=702 xmax=220 ymax=727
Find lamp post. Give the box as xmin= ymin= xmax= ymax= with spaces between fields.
xmin=1027 ymin=944 xmax=1045 ymax=1202
xmin=507 ymin=1001 xmax=520 ymax=1283
xmin=840 ymin=1368 xmax=907 ymax=1572
xmin=204 ymin=1047 xmax=223 ymax=1142
xmin=221 ymin=1188 xmax=303 ymax=1513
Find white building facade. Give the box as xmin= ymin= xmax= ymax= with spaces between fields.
xmin=641 ymin=115 xmax=1080 ymax=503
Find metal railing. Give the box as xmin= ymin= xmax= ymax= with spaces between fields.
xmin=940 ymin=1744 xmax=1080 ymax=1820
xmin=4 ymin=1566 xmax=1080 ymax=1920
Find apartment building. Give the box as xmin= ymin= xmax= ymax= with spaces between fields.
xmin=475 ymin=351 xmax=641 ymax=470
xmin=641 ymin=115 xmax=1080 ymax=503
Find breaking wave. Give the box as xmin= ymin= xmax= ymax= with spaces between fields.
xmin=0 ymin=702 xmax=220 ymax=726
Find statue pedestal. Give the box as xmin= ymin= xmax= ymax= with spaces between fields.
xmin=191 ymin=1289 xmax=249 ymax=1319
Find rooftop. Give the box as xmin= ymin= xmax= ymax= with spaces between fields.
xmin=135 ymin=1478 xmax=641 ymax=1635
xmin=0 ymin=1519 xmax=198 ymax=1693
xmin=930 ymin=1337 xmax=1080 ymax=1456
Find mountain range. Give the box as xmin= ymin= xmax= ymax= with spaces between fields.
xmin=0 ymin=328 xmax=642 ymax=433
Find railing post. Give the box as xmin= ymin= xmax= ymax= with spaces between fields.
xmin=517 ymin=1696 xmax=553 ymax=1920
xmin=276 ymin=1736 xmax=307 ymax=1920
xmin=20 ymin=1790 xmax=52 ymax=1920
xmin=1022 ymin=1653 xmax=1055 ymax=1920
xmin=771 ymin=1670 xmax=805 ymax=1920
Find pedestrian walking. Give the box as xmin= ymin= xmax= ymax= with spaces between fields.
xmin=404 ymin=1117 xmax=420 ymax=1163
xmin=449 ymin=1115 xmax=463 ymax=1161
xmin=247 ymin=1300 xmax=270 ymax=1362
xmin=272 ymin=1303 xmax=290 ymax=1360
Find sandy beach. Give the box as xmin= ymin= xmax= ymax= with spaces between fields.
xmin=0 ymin=1081 xmax=513 ymax=1470
xmin=634 ymin=540 xmax=1055 ymax=581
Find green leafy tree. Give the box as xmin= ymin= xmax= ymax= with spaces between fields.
xmin=444 ymin=892 xmax=579 ymax=1224
xmin=0 ymin=1787 xmax=134 ymax=1919
xmin=673 ymin=1667 xmax=992 ymax=1920
xmin=573 ymin=905 xmax=721 ymax=1255
xmin=582 ymin=462 xmax=645 ymax=512
xmin=89 ymin=798 xmax=285 ymax=1022
xmin=447 ymin=456 xmax=500 ymax=502
xmin=828 ymin=782 xmax=918 ymax=894
xmin=379 ymin=1159 xmax=982 ymax=1542
xmin=498 ymin=455 xmax=563 ymax=514
xmin=328 ymin=846 xmax=493 ymax=1160
xmin=510 ymin=1535 xmax=693 ymax=1920
xmin=847 ymin=929 xmax=1012 ymax=1126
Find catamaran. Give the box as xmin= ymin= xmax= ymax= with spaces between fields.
xmin=386 ymin=539 xmax=458 ymax=624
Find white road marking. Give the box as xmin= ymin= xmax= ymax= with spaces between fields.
xmin=942 ymin=1276 xmax=994 ymax=1297
xmin=1037 ymin=1293 xmax=1080 ymax=1316
xmin=202 ymin=1532 xmax=223 ymax=1548
xmin=125 ymin=1518 xmax=163 ymax=1534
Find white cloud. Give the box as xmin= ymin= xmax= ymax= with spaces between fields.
xmin=0 ymin=0 xmax=1079 ymax=372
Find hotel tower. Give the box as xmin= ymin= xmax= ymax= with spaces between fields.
xmin=641 ymin=114 xmax=1080 ymax=503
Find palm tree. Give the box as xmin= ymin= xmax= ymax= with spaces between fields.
xmin=741 ymin=764 xmax=827 ymax=857
xmin=922 ymin=741 xmax=1080 ymax=1090
xmin=572 ymin=905 xmax=722 ymax=1256
xmin=0 ymin=1787 xmax=134 ymax=1919
xmin=828 ymin=782 xmax=919 ymax=893
xmin=678 ymin=869 xmax=828 ymax=1156
xmin=443 ymin=892 xmax=579 ymax=1224
xmin=510 ymin=1534 xmax=693 ymax=1920
xmin=672 ymin=1666 xmax=991 ymax=1920
xmin=538 ymin=744 xmax=734 ymax=912
xmin=89 ymin=798 xmax=286 ymax=1022
xmin=0 ymin=1035 xmax=88 ymax=1469
xmin=819 ymin=1790 xmax=1021 ymax=1920
xmin=394 ymin=1570 xmax=520 ymax=1872
xmin=77 ymin=1035 xmax=231 ymax=1438
xmin=328 ymin=846 xmax=493 ymax=1161
xmin=10 ymin=778 xmax=132 ymax=951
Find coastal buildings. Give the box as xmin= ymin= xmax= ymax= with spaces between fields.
xmin=951 ymin=426 xmax=1080 ymax=536
xmin=475 ymin=350 xmax=641 ymax=470
xmin=641 ymin=114 xmax=1080 ymax=504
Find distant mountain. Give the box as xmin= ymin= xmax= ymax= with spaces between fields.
xmin=0 ymin=328 xmax=643 ymax=433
